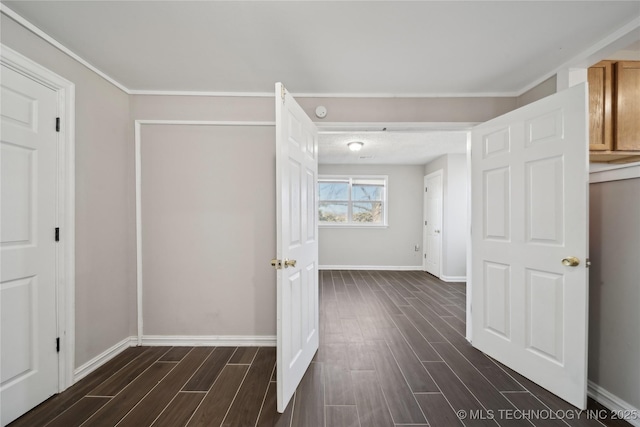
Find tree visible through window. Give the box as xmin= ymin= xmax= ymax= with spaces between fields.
xmin=318 ymin=176 xmax=387 ymax=225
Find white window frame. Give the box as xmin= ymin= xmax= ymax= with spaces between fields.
xmin=318 ymin=175 xmax=388 ymax=228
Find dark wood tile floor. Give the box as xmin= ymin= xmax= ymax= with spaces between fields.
xmin=9 ymin=271 xmax=630 ymax=427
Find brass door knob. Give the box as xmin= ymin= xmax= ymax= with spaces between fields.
xmin=284 ymin=259 xmax=297 ymax=268
xmin=561 ymin=256 xmax=580 ymax=267
xmin=271 ymin=259 xmax=282 ymax=269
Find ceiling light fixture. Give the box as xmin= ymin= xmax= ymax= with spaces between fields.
xmin=348 ymin=141 xmax=364 ymax=152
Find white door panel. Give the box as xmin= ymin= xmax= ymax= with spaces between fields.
xmin=1 ymin=65 xmax=59 ymax=425
xmin=423 ymin=171 xmax=442 ymax=277
xmin=275 ymin=83 xmax=319 ymax=413
xmin=471 ymin=83 xmax=588 ymax=409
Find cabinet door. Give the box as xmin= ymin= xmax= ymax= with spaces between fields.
xmin=588 ymin=61 xmax=613 ymax=151
xmin=615 ymin=61 xmax=640 ymax=151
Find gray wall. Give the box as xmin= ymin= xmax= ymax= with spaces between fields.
xmin=318 ymin=164 xmax=424 ymax=268
xmin=1 ymin=14 xmax=135 ymax=367
xmin=140 ymin=125 xmax=276 ymax=336
xmin=588 ymin=178 xmax=640 ymax=409
xmin=132 ymin=94 xmax=518 ymax=124
xmin=516 ymin=76 xmax=557 ymax=108
xmin=297 ymin=97 xmax=517 ymax=123
xmin=424 ymin=154 xmax=468 ymax=280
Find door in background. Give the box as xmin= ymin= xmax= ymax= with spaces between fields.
xmin=274 ymin=82 xmax=319 ymax=413
xmin=1 ymin=65 xmax=59 ymax=425
xmin=423 ymin=170 xmax=443 ymax=277
xmin=471 ymin=83 xmax=589 ymax=409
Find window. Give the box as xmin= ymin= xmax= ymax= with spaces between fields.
xmin=318 ymin=176 xmax=388 ymax=226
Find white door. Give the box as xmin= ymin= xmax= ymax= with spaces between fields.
xmin=423 ymin=171 xmax=443 ymax=277
xmin=1 ymin=65 xmax=59 ymax=425
xmin=471 ymin=83 xmax=589 ymax=409
xmin=274 ymin=83 xmax=319 ymax=413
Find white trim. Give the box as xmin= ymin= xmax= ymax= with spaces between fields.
xmin=131 ymin=90 xmax=518 ymax=98
xmin=141 ymin=335 xmax=276 ymax=347
xmin=1 ymin=44 xmax=76 ymax=392
xmin=0 ymin=4 xmax=130 ymax=95
xmin=129 ymin=90 xmax=273 ymax=97
xmin=136 ymin=120 xmax=275 ymax=127
xmin=440 ymin=275 xmax=467 ymax=283
xmin=292 ymin=92 xmax=518 ymax=98
xmin=587 ymin=381 xmax=640 ymax=427
xmin=134 ymin=120 xmax=278 ymax=343
xmin=317 ymin=122 xmax=477 ymax=132
xmin=73 ymin=337 xmax=135 ymax=383
xmin=135 ymin=121 xmax=143 ymax=346
xmin=465 ymin=132 xmax=473 ymax=342
xmin=73 ymin=334 xmax=277 ymax=383
xmin=319 ymin=224 xmax=388 ymax=229
xmin=589 ymin=163 xmax=640 ymax=184
xmin=319 ymin=265 xmax=422 ymax=271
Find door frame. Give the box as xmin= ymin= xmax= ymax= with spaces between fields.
xmin=423 ymin=169 xmax=443 ymax=278
xmin=1 ymin=44 xmax=76 ymax=391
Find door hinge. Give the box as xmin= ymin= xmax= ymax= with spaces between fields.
xmin=280 ymin=85 xmax=286 ymax=102
xmin=425 ymin=220 xmax=427 ymax=226
xmin=55 ymin=227 xmax=60 ymax=242
xmin=56 ymin=117 xmax=60 ymax=132
xmin=56 ymin=337 xmax=60 ymax=352
xmin=425 ymin=187 xmax=428 ymax=192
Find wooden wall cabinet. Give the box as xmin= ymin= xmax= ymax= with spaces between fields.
xmin=615 ymin=61 xmax=640 ymax=151
xmin=589 ymin=60 xmax=640 ymax=163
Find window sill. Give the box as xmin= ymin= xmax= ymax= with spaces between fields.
xmin=319 ymin=224 xmax=389 ymax=229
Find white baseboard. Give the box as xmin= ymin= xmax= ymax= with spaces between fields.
xmin=73 ymin=336 xmax=135 ymax=382
xmin=140 ymin=335 xmax=276 ymax=347
xmin=440 ymin=275 xmax=467 ymax=283
xmin=588 ymin=381 xmax=640 ymax=427
xmin=319 ymin=265 xmax=423 ymax=271
xmin=73 ymin=334 xmax=276 ymax=384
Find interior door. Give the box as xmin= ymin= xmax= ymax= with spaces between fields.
xmin=423 ymin=171 xmax=442 ymax=277
xmin=1 ymin=65 xmax=59 ymax=425
xmin=274 ymin=82 xmax=319 ymax=413
xmin=471 ymin=83 xmax=589 ymax=409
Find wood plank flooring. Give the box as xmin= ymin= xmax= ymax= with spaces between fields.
xmin=9 ymin=271 xmax=630 ymax=427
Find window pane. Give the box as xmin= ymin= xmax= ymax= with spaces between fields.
xmin=352 ymin=202 xmax=383 ymax=223
xmin=352 ymin=184 xmax=383 ymax=201
xmin=319 ymin=202 xmax=348 ymax=222
xmin=319 ymin=181 xmax=348 ymax=200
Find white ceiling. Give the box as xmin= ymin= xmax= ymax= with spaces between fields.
xmin=3 ymin=1 xmax=639 ymax=96
xmin=3 ymin=1 xmax=638 ymax=165
xmin=319 ymin=130 xmax=468 ymax=165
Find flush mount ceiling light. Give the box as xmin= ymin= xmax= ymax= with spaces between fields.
xmin=347 ymin=141 xmax=364 ymax=152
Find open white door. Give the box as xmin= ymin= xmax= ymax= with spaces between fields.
xmin=471 ymin=83 xmax=589 ymax=409
xmin=274 ymin=83 xmax=319 ymax=413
